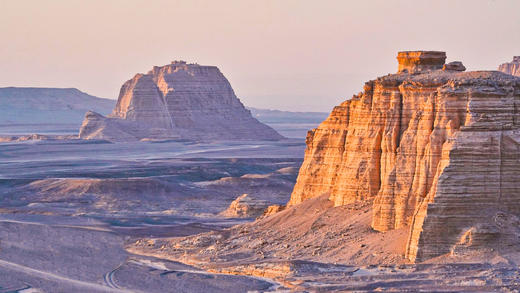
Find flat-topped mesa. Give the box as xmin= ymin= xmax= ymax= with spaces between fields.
xmin=289 ymin=50 xmax=520 ymax=262
xmin=498 ymin=56 xmax=520 ymax=76
xmin=397 ymin=51 xmax=446 ymax=73
xmin=80 ymin=61 xmax=283 ymax=141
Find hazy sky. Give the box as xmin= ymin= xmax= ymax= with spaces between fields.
xmin=1 ymin=0 xmax=519 ymax=111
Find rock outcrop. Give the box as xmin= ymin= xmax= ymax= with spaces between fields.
xmin=442 ymin=61 xmax=466 ymax=72
xmin=289 ymin=51 xmax=520 ymax=262
xmin=79 ymin=61 xmax=283 ymax=141
xmin=219 ymin=194 xmax=269 ymax=218
xmin=498 ymin=56 xmax=520 ymax=76
xmin=397 ymin=51 xmax=446 ymax=73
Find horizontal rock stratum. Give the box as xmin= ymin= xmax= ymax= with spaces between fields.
xmin=289 ymin=51 xmax=520 ymax=262
xmin=79 ymin=61 xmax=283 ymax=141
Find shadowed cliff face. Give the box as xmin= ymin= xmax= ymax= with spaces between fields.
xmin=289 ymin=51 xmax=520 ymax=262
xmin=79 ymin=61 xmax=283 ymax=141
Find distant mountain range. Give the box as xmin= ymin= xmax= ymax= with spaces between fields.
xmin=247 ymin=108 xmax=328 ymax=138
xmin=248 ymin=107 xmax=328 ymax=124
xmin=0 ymin=87 xmax=114 ymax=125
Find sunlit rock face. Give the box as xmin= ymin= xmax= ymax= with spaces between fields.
xmin=289 ymin=50 xmax=520 ymax=262
xmin=79 ymin=61 xmax=283 ymax=141
xmin=397 ymin=51 xmax=446 ymax=73
xmin=498 ymin=56 xmax=520 ymax=76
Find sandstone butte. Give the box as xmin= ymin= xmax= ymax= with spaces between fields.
xmin=289 ymin=51 xmax=520 ymax=262
xmin=79 ymin=61 xmax=283 ymax=141
xmin=499 ymin=56 xmax=520 ymax=77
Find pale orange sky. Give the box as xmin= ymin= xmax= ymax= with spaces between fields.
xmin=1 ymin=0 xmax=519 ymax=111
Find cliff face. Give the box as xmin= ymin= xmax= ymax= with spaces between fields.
xmin=79 ymin=61 xmax=283 ymax=141
xmin=289 ymin=51 xmax=520 ymax=262
xmin=498 ymin=56 xmax=520 ymax=76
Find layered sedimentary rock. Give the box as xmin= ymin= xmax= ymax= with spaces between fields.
xmin=289 ymin=51 xmax=520 ymax=262
xmin=498 ymin=56 xmax=520 ymax=76
xmin=396 ymin=51 xmax=446 ymax=73
xmin=79 ymin=61 xmax=283 ymax=141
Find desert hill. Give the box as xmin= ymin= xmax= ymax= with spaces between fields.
xmin=0 ymin=87 xmax=114 ymax=124
xmin=79 ymin=61 xmax=283 ymax=141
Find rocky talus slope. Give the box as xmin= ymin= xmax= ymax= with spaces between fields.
xmin=289 ymin=51 xmax=520 ymax=262
xmin=498 ymin=56 xmax=520 ymax=76
xmin=79 ymin=61 xmax=283 ymax=141
xmin=130 ymin=195 xmax=520 ymax=291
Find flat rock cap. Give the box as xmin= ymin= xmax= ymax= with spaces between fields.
xmin=397 ymin=51 xmax=447 ymax=74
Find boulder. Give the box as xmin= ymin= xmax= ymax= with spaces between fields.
xmin=442 ymin=61 xmax=466 ymax=71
